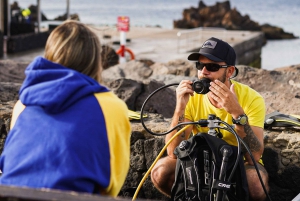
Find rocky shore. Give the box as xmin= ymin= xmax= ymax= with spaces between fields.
xmin=174 ymin=1 xmax=298 ymax=40
xmin=1 ymin=58 xmax=300 ymax=200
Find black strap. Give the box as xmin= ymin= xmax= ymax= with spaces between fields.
xmin=171 ymin=133 xmax=249 ymax=201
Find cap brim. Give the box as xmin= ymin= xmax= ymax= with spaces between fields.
xmin=187 ymin=52 xmax=223 ymax=62
xmin=187 ymin=53 xmax=201 ymax=61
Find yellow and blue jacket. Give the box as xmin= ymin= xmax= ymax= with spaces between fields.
xmin=0 ymin=57 xmax=131 ymax=196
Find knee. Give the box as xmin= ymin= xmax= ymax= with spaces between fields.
xmin=150 ymin=164 xmax=162 ymax=186
xmin=248 ymin=184 xmax=267 ymax=201
xmin=150 ymin=157 xmax=176 ymax=197
xmin=151 ymin=161 xmax=174 ymax=186
xmin=246 ymin=168 xmax=269 ymax=201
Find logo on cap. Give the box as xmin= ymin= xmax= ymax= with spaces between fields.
xmin=202 ymin=40 xmax=217 ymax=49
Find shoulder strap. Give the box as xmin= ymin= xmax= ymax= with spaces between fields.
xmin=171 ymin=136 xmax=207 ymax=201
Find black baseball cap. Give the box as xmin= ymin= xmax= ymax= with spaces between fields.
xmin=187 ymin=37 xmax=236 ymax=66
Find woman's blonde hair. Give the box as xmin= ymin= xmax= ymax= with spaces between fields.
xmin=44 ymin=20 xmax=102 ymax=82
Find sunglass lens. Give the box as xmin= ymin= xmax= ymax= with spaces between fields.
xmin=195 ymin=62 xmax=203 ymax=70
xmin=206 ymin=63 xmax=220 ymax=72
xmin=195 ymin=62 xmax=220 ymax=72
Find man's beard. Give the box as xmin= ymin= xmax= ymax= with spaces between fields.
xmin=218 ymin=69 xmax=227 ymax=83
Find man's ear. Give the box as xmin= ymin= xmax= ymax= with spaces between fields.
xmin=227 ymin=66 xmax=236 ymax=78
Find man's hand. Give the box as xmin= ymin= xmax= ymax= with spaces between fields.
xmin=209 ymin=80 xmax=244 ymax=118
xmin=175 ymin=80 xmax=194 ymax=112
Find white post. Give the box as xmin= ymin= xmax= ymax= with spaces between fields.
xmin=119 ymin=31 xmax=126 ymax=63
xmin=37 ymin=0 xmax=40 ymax=33
xmin=7 ymin=0 xmax=10 ymax=37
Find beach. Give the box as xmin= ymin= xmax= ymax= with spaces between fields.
xmin=3 ymin=25 xmax=264 ymax=68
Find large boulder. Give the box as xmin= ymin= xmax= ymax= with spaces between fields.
xmin=54 ymin=13 xmax=80 ymax=21
xmin=174 ymin=0 xmax=297 ymax=40
xmin=261 ymin=24 xmax=297 ymax=40
xmin=102 ymin=60 xmax=153 ymax=83
xmin=105 ymin=78 xmax=176 ymax=118
xmin=101 ymin=45 xmax=119 ymax=69
xmin=221 ymin=8 xmax=261 ymax=31
xmin=102 ymin=59 xmax=197 ymax=84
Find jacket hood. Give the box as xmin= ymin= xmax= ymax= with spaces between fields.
xmin=19 ymin=57 xmax=109 ymax=113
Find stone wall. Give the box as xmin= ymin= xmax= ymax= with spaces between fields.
xmin=7 ymin=31 xmax=49 ymax=53
xmin=233 ymin=32 xmax=264 ymax=68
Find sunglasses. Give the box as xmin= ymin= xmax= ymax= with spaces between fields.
xmin=195 ymin=62 xmax=229 ymax=72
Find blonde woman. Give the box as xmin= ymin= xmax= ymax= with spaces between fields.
xmin=0 ymin=20 xmax=131 ymax=197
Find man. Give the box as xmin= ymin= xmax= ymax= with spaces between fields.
xmin=151 ymin=37 xmax=269 ymax=201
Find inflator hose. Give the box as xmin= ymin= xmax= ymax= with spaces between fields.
xmin=132 ymin=125 xmax=191 ymax=201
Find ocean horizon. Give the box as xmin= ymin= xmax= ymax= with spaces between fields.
xmin=12 ymin=0 xmax=300 ymax=70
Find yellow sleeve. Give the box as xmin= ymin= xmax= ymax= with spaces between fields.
xmin=243 ymin=90 xmax=266 ymax=129
xmin=94 ymin=92 xmax=131 ymax=196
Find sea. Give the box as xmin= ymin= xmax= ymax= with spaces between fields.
xmin=15 ymin=0 xmax=300 ymax=70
